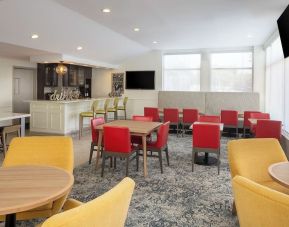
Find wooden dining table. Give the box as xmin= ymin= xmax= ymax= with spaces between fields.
xmin=268 ymin=162 xmax=289 ymax=188
xmin=95 ymin=120 xmax=162 ymax=177
xmin=0 ymin=165 xmax=74 ymax=227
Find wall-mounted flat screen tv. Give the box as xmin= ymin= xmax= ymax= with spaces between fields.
xmin=278 ymin=5 xmax=289 ymax=58
xmin=125 ymin=71 xmax=155 ymax=90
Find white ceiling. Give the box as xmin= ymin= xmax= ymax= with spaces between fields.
xmin=55 ymin=0 xmax=288 ymax=50
xmin=0 ymin=0 xmax=287 ymax=66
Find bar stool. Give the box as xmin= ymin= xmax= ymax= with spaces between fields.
xmin=79 ymin=102 xmax=95 ymax=139
xmin=117 ymin=97 xmax=128 ymax=119
xmin=94 ymin=99 xmax=110 ymax=122
xmin=107 ymin=97 xmax=119 ymax=120
xmin=0 ymin=124 xmax=21 ymax=157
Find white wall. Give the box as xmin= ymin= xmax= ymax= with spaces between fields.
xmin=0 ymin=57 xmax=36 ymax=111
xmin=91 ymin=48 xmax=266 ymax=117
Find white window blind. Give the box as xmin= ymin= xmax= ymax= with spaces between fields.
xmin=163 ymin=54 xmax=201 ymax=91
xmin=210 ymin=52 xmax=253 ymax=92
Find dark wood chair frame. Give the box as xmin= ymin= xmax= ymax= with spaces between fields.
xmin=0 ymin=125 xmax=21 ymax=157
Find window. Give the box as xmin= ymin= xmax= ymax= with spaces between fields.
xmin=265 ymin=37 xmax=289 ymax=132
xmin=210 ymin=52 xmax=253 ymax=92
xmin=163 ymin=54 xmax=201 ymax=91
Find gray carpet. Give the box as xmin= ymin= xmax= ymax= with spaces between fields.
xmin=17 ymin=133 xmax=239 ymax=227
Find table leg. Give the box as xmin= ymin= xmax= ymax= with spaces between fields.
xmin=5 ymin=213 xmax=16 ymax=227
xmin=95 ymin=131 xmax=103 ymax=169
xmin=20 ymin=117 xmax=25 ymax=137
xmin=142 ymin=135 xmax=148 ymax=177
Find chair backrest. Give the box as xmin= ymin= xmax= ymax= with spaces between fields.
xmin=232 ymin=175 xmax=289 ymax=227
xmin=103 ymin=126 xmax=131 ymax=153
xmin=144 ymin=107 xmax=160 ymax=122
xmin=113 ymin=97 xmax=119 ymax=108
xmin=243 ymin=111 xmax=260 ymax=127
xmin=3 ymin=136 xmax=74 ymax=215
xmin=123 ymin=97 xmax=128 ymax=106
xmin=199 ymin=115 xmax=221 ymax=123
xmin=182 ymin=109 xmax=199 ymax=124
xmin=221 ymin=110 xmax=238 ymax=126
xmin=250 ymin=112 xmax=270 ymax=120
xmin=228 ymin=138 xmax=287 ymax=182
xmin=193 ymin=124 xmax=220 ymax=149
xmin=2 ymin=124 xmax=21 ymax=154
xmin=41 ymin=177 xmax=136 ymax=227
xmin=91 ymin=117 xmax=105 ymax=143
xmin=154 ymin=122 xmax=170 ymax=149
xmin=256 ymin=120 xmax=282 ymax=140
xmin=132 ymin=115 xmax=153 ymax=122
xmin=163 ymin=108 xmax=179 ymax=123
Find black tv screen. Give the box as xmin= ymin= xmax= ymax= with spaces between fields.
xmin=278 ymin=5 xmax=289 ymax=58
xmin=125 ymin=71 xmax=155 ymax=90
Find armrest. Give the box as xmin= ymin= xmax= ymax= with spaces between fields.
xmin=63 ymin=198 xmax=84 ymax=211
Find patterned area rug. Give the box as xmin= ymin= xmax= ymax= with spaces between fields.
xmin=17 ymin=133 xmax=239 ymax=227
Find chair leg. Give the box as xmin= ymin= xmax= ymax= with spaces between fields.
xmin=165 ymin=145 xmax=170 ymax=166
xmin=114 ymin=157 xmax=116 ymax=169
xmin=236 ymin=127 xmax=238 ymax=138
xmin=124 ymin=109 xmax=127 ymax=120
xmin=136 ymin=151 xmax=139 ymax=171
xmin=110 ymin=157 xmax=113 ymax=168
xmin=89 ymin=142 xmax=94 ymax=164
xmin=158 ymin=150 xmax=163 ymax=174
xmin=101 ymin=153 xmax=106 ymax=177
xmin=232 ymin=200 xmax=237 ymax=216
xmin=79 ymin=115 xmax=83 ymax=140
xmin=126 ymin=157 xmax=129 ymax=177
xmin=192 ymin=149 xmax=195 ymax=172
xmin=243 ymin=127 xmax=245 ymax=138
xmin=217 ymin=150 xmax=221 ymax=175
xmin=182 ymin=123 xmax=184 ymax=137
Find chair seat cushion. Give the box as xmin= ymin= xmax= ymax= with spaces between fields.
xmin=95 ymin=110 xmax=106 ymax=114
xmin=118 ymin=106 xmax=125 ymax=110
xmin=107 ymin=108 xmax=117 ymax=112
xmin=80 ymin=112 xmax=93 ymax=117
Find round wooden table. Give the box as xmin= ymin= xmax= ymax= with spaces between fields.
xmin=268 ymin=162 xmax=289 ymax=188
xmin=0 ymin=165 xmax=74 ymax=227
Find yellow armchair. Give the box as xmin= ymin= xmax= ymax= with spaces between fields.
xmin=1 ymin=136 xmax=74 ymax=220
xmin=40 ymin=177 xmax=135 ymax=227
xmin=233 ymin=175 xmax=289 ymax=227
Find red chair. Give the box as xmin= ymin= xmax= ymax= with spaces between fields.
xmin=199 ymin=115 xmax=221 ymax=123
xmin=255 ymin=120 xmax=282 ymax=140
xmin=249 ymin=113 xmax=270 ymax=134
xmin=89 ymin=117 xmax=105 ymax=164
xmin=192 ymin=124 xmax=221 ymax=174
xmin=243 ymin=111 xmax=260 ymax=137
xmin=131 ymin=115 xmax=153 ymax=145
xmin=101 ymin=126 xmax=139 ymax=177
xmin=140 ymin=122 xmax=170 ymax=173
xmin=144 ymin=107 xmax=160 ymax=122
xmin=221 ymin=110 xmax=238 ymax=137
xmin=182 ymin=109 xmax=199 ymax=136
xmin=164 ymin=108 xmax=180 ymax=136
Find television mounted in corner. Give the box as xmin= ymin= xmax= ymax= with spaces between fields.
xmin=277 ymin=5 xmax=289 ymax=58
xmin=125 ymin=71 xmax=155 ymax=90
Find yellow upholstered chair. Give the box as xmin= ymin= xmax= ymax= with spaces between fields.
xmin=117 ymin=97 xmax=128 ymax=119
xmin=1 ymin=136 xmax=74 ymax=220
xmin=40 ymin=177 xmax=135 ymax=227
xmin=107 ymin=97 xmax=119 ymax=120
xmin=232 ymin=175 xmax=289 ymax=227
xmin=93 ymin=99 xmax=110 ymax=122
xmin=228 ymin=138 xmax=289 ymax=214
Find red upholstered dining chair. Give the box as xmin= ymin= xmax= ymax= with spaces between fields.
xmin=164 ymin=108 xmax=180 ymax=136
xmin=221 ymin=110 xmax=238 ymax=137
xmin=199 ymin=115 xmax=221 ymax=123
xmin=192 ymin=124 xmax=221 ymax=174
xmin=89 ymin=117 xmax=105 ymax=164
xmin=249 ymin=112 xmax=270 ymax=135
xmin=144 ymin=107 xmax=160 ymax=122
xmin=243 ymin=111 xmax=260 ymax=137
xmin=101 ymin=126 xmax=139 ymax=177
xmin=182 ymin=109 xmax=199 ymax=136
xmin=256 ymin=120 xmax=282 ymax=140
xmin=131 ymin=115 xmax=153 ymax=145
xmin=140 ymin=122 xmax=170 ymax=173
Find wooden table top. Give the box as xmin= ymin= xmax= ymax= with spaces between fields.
xmin=95 ymin=120 xmax=162 ymax=134
xmin=0 ymin=165 xmax=74 ymax=215
xmin=269 ymin=162 xmax=289 ymax=188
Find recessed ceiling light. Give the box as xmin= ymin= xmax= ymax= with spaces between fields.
xmin=31 ymin=34 xmax=39 ymax=39
xmin=44 ymin=61 xmax=48 ymax=63
xmin=77 ymin=46 xmax=83 ymax=50
xmin=153 ymin=41 xmax=158 ymax=44
xmin=102 ymin=8 xmax=111 ymax=13
xmin=134 ymin=28 xmax=140 ymax=32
